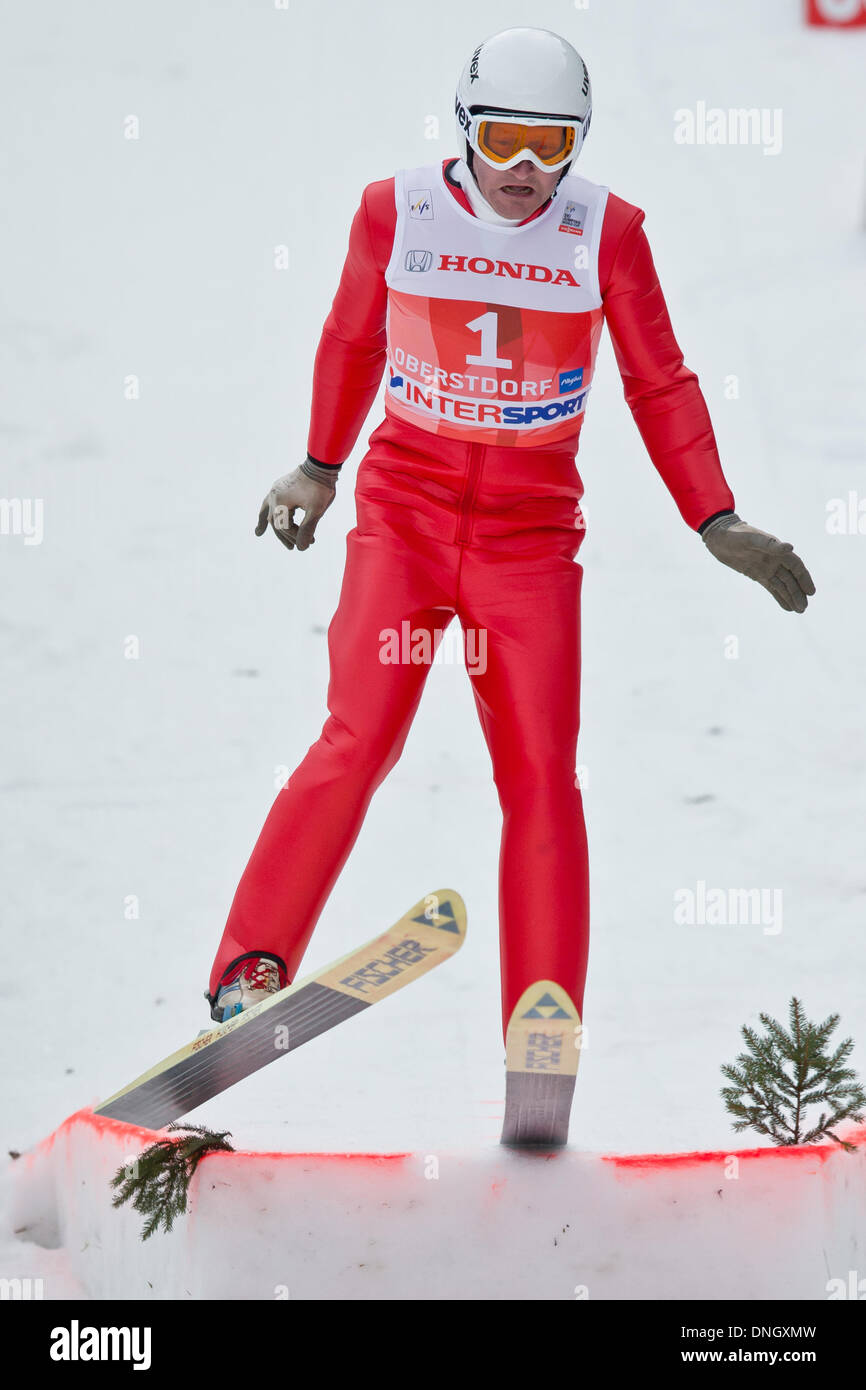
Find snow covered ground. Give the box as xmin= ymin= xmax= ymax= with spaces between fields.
xmin=8 ymin=1110 xmax=865 ymax=1300
xmin=2 ymin=0 xmax=865 ymax=1297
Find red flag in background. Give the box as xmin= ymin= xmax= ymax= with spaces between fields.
xmin=806 ymin=0 xmax=866 ymax=25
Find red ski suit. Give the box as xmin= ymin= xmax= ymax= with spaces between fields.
xmin=208 ymin=161 xmax=735 ymax=1037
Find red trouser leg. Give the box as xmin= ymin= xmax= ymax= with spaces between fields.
xmin=207 ymin=528 xmax=456 ymax=998
xmin=456 ymin=549 xmax=589 ymax=1043
xmin=209 ymin=415 xmax=590 ymax=1043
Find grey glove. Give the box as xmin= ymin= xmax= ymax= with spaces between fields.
xmin=701 ymin=512 xmax=815 ymax=613
xmin=255 ymin=457 xmax=339 ymax=552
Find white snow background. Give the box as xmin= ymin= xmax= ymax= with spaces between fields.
xmin=1 ymin=0 xmax=865 ymax=1291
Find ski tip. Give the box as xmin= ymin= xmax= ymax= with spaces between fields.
xmin=507 ymin=980 xmax=580 ymax=1028
xmin=505 ymin=980 xmax=582 ymax=1078
xmin=410 ymin=890 xmax=467 ymax=948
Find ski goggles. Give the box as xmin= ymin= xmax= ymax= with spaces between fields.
xmin=468 ymin=113 xmax=584 ymax=172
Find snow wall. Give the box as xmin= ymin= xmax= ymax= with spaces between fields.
xmin=7 ymin=1109 xmax=864 ymax=1301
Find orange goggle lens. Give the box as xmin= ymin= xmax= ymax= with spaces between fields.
xmin=476 ymin=120 xmax=576 ymax=166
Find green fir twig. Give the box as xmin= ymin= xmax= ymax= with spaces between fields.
xmin=110 ymin=1122 xmax=234 ymax=1240
xmin=720 ymin=997 xmax=865 ymax=1151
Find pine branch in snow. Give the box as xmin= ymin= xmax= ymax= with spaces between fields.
xmin=110 ymin=1122 xmax=234 ymax=1240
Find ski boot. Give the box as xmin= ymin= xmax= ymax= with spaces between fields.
xmin=206 ymin=954 xmax=288 ymax=1024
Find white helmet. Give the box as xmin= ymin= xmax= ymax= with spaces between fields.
xmin=455 ymin=27 xmax=592 ymax=177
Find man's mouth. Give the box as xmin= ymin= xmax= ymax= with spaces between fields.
xmin=499 ymin=183 xmax=536 ymax=197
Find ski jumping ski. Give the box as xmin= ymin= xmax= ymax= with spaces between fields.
xmin=500 ymin=980 xmax=582 ymax=1147
xmin=95 ymin=890 xmax=466 ymax=1130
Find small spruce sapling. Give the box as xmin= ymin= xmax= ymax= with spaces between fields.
xmin=721 ymin=997 xmax=865 ymax=1151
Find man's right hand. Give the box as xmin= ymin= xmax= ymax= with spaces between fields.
xmin=255 ymin=458 xmax=339 ymax=552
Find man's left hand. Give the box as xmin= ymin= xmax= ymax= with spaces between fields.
xmin=702 ymin=513 xmax=815 ymax=613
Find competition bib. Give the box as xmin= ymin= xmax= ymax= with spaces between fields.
xmin=383 ymin=162 xmax=609 ymax=448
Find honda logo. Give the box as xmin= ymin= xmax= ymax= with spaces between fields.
xmin=405 ymin=249 xmax=433 ymax=272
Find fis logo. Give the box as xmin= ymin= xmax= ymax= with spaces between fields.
xmin=408 ymin=189 xmax=433 ymax=220
xmin=558 ymin=200 xmax=588 ymax=236
xmin=405 ymin=249 xmax=433 ymax=272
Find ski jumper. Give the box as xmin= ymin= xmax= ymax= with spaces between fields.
xmin=208 ymin=159 xmax=735 ymax=1038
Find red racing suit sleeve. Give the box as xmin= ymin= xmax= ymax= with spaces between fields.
xmin=306 ymin=179 xmax=396 ymax=467
xmin=599 ymin=194 xmax=735 ymax=530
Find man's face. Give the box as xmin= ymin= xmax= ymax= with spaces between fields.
xmin=471 ymin=156 xmax=562 ymax=219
